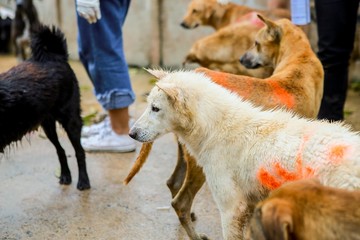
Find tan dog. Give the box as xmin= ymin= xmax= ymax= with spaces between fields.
xmin=183 ymin=22 xmax=274 ymax=78
xmin=181 ymin=0 xmax=290 ymax=30
xmin=125 ymin=15 xmax=324 ymax=240
xmin=182 ymin=0 xmax=290 ymax=77
xmin=246 ymin=179 xmax=360 ymax=240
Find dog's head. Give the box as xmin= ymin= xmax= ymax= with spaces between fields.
xmin=181 ymin=0 xmax=227 ymax=29
xmin=240 ymin=14 xmax=282 ymax=69
xmin=129 ymin=69 xmax=195 ymax=143
xmin=246 ymin=198 xmax=294 ymax=240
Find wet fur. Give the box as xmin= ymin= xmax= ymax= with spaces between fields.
xmin=0 ymin=25 xmax=90 ymax=190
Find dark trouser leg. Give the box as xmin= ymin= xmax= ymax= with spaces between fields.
xmin=315 ymin=0 xmax=359 ymax=121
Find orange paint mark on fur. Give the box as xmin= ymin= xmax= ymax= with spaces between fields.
xmin=205 ymin=71 xmax=254 ymax=99
xmin=257 ymin=134 xmax=315 ymax=190
xmin=258 ymin=167 xmax=282 ymax=190
xmin=268 ymin=80 xmax=295 ymax=109
xmin=329 ymin=145 xmax=347 ymax=165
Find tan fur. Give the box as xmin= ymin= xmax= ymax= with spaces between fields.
xmin=182 ymin=0 xmax=290 ymax=76
xmin=181 ymin=0 xmax=290 ymax=30
xmin=246 ymin=179 xmax=360 ymax=240
xmin=126 ymin=16 xmax=324 ymax=240
xmin=123 ymin=142 xmax=153 ymax=185
xmin=184 ymin=22 xmax=274 ymax=78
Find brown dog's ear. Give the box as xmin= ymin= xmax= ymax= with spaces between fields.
xmin=257 ymin=14 xmax=281 ymax=42
xmin=260 ymin=199 xmax=293 ymax=240
xmin=144 ymin=68 xmax=169 ymax=80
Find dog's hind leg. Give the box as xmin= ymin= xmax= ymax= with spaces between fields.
xmin=167 ymin=141 xmax=188 ymax=198
xmin=59 ymin=113 xmax=91 ymax=191
xmin=41 ymin=118 xmax=72 ymax=185
xmin=172 ymin=149 xmax=208 ymax=240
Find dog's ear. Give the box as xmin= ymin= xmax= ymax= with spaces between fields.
xmin=156 ymin=82 xmax=183 ymax=103
xmin=144 ymin=68 xmax=169 ymax=80
xmin=257 ymin=14 xmax=281 ymax=42
xmin=260 ymin=199 xmax=293 ymax=240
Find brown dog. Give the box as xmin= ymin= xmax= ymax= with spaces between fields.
xmin=246 ymin=179 xmax=360 ymax=240
xmin=181 ymin=0 xmax=290 ymax=30
xmin=125 ymin=15 xmax=323 ymax=240
xmin=183 ymin=21 xmax=274 ymax=78
xmin=182 ymin=0 xmax=290 ymax=77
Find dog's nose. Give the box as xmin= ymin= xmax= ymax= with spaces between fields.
xmin=180 ymin=22 xmax=189 ymax=29
xmin=129 ymin=131 xmax=137 ymax=140
xmin=239 ymin=54 xmax=247 ymax=65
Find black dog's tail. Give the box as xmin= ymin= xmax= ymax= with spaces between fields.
xmin=30 ymin=24 xmax=68 ymax=63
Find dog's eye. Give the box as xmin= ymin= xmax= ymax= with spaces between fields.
xmin=192 ymin=9 xmax=198 ymax=13
xmin=151 ymin=105 xmax=160 ymax=112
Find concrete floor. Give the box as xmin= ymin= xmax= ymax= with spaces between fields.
xmin=0 ymin=55 xmax=359 ymax=240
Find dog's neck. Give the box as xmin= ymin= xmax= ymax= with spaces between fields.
xmin=271 ymin=25 xmax=320 ymax=79
xmin=172 ymin=84 xmax=262 ymax=164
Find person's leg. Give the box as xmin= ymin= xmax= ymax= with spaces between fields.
xmin=315 ymin=0 xmax=359 ymax=121
xmin=109 ymin=107 xmax=130 ymax=134
xmin=77 ymin=0 xmax=136 ymax=151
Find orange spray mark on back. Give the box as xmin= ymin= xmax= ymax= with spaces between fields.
xmin=328 ymin=145 xmax=348 ymax=165
xmin=257 ymin=134 xmax=315 ymax=190
xmin=204 ymin=70 xmax=254 ymax=99
xmin=268 ymin=80 xmax=295 ymax=109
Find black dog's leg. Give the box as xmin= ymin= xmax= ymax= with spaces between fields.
xmin=59 ymin=114 xmax=90 ymax=191
xmin=41 ymin=119 xmax=72 ymax=185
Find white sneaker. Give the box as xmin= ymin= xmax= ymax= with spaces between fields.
xmin=81 ymin=129 xmax=136 ymax=153
xmin=81 ymin=117 xmax=111 ymax=138
xmin=82 ymin=117 xmax=136 ymax=138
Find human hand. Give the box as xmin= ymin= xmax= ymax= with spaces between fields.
xmin=76 ymin=0 xmax=101 ymax=24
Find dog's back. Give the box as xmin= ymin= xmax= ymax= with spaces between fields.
xmin=247 ymin=179 xmax=360 ymax=240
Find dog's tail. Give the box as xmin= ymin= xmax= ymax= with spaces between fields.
xmin=123 ymin=142 xmax=153 ymax=185
xmin=30 ymin=24 xmax=68 ymax=63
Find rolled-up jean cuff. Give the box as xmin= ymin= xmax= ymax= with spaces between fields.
xmin=96 ymin=89 xmax=135 ymax=110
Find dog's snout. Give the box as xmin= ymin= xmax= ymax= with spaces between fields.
xmin=129 ymin=131 xmax=137 ymax=140
xmin=239 ymin=54 xmax=247 ymax=65
xmin=180 ymin=22 xmax=190 ymax=29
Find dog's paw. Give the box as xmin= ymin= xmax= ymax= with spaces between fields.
xmin=59 ymin=174 xmax=72 ymax=185
xmin=77 ymin=179 xmax=91 ymax=191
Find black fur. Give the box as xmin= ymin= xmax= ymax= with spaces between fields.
xmin=0 ymin=25 xmax=90 ymax=190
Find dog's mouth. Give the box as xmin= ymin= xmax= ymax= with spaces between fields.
xmin=243 ymin=62 xmax=262 ymax=69
xmin=180 ymin=22 xmax=199 ymax=29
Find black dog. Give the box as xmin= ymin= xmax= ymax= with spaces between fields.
xmin=11 ymin=0 xmax=41 ymax=60
xmin=0 ymin=25 xmax=90 ymax=190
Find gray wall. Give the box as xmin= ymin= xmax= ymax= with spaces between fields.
xmin=4 ymin=0 xmax=269 ymax=67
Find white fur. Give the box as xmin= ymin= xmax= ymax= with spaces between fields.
xmin=130 ymin=70 xmax=360 ymax=240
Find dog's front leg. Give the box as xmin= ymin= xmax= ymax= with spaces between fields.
xmin=222 ymin=203 xmax=254 ymax=240
xmin=172 ymin=152 xmax=207 ymax=240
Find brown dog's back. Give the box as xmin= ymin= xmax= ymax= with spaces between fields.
xmin=247 ymin=179 xmax=360 ymax=240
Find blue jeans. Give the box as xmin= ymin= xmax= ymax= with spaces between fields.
xmin=77 ymin=0 xmax=135 ymax=110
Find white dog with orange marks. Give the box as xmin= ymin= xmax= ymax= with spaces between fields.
xmin=129 ymin=69 xmax=360 ymax=239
